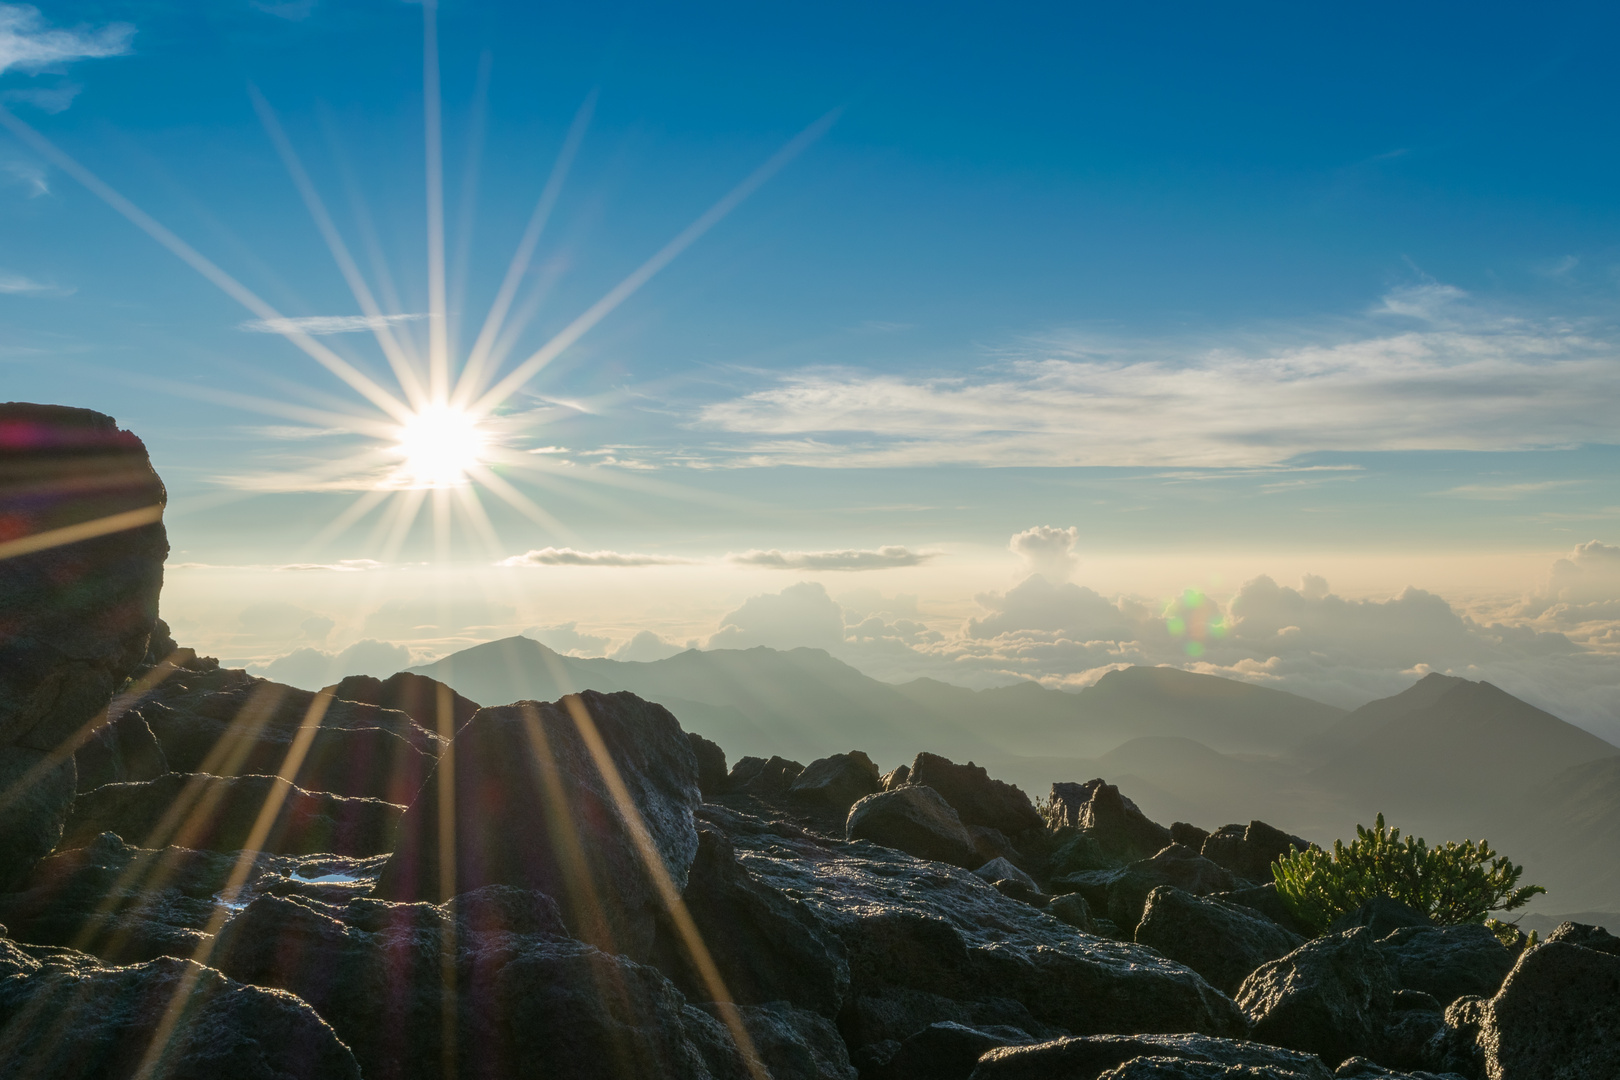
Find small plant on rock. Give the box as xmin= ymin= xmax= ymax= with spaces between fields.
xmin=1272 ymin=812 xmax=1544 ymax=935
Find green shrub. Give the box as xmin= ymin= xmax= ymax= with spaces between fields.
xmin=1272 ymin=813 xmax=1544 ymax=935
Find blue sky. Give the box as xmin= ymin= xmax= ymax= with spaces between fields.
xmin=5 ymin=2 xmax=1620 ymax=723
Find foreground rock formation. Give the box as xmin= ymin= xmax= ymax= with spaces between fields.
xmin=1 ymin=404 xmax=1615 ymax=1078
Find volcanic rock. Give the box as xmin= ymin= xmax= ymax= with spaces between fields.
xmin=872 ymin=1020 xmax=1034 ymax=1080
xmin=975 ymin=857 xmax=1040 ymax=896
xmin=720 ymin=1001 xmax=855 ymax=1080
xmin=1134 ymin=886 xmax=1305 ymax=995
xmin=1327 ymin=897 xmax=1432 ymax=938
xmin=1544 ymin=920 xmax=1620 ymax=956
xmin=1050 ymin=780 xmax=1173 ymax=863
xmin=729 ymin=755 xmax=805 ymax=795
xmin=1065 ymin=844 xmax=1239 ymax=931
xmin=688 ymin=732 xmax=729 ymax=799
xmin=327 ymin=670 xmax=480 ymax=736
xmin=1200 ymin=821 xmax=1312 ymax=885
xmin=881 ymin=764 xmax=911 ymax=791
xmin=846 ymin=785 xmax=981 ymax=869
xmin=214 ymin=886 xmax=754 ymax=1080
xmin=790 ymin=750 xmax=881 ymax=812
xmin=1471 ymin=940 xmax=1620 ymax=1080
xmin=1235 ymin=927 xmax=1397 ymax=1064
xmin=0 ymin=404 xmax=168 ymax=889
xmin=968 ymin=1034 xmax=1335 ymax=1080
xmin=373 ymin=690 xmax=701 ymax=961
xmin=73 ymin=710 xmax=168 ymax=792
xmin=907 ymin=753 xmax=1044 ymax=837
xmin=706 ymin=803 xmax=1246 ymax=1047
xmin=1376 ymin=923 xmax=1513 ymax=1006
xmin=0 ymin=937 xmax=359 ymax=1078
xmin=60 ymin=772 xmax=403 ymax=857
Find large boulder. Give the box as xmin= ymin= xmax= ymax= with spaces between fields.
xmin=72 ymin=710 xmax=169 ymax=791
xmin=968 ymin=1034 xmax=1335 ymax=1080
xmin=847 ymin=785 xmax=982 ymax=869
xmin=728 ymin=754 xmax=804 ymax=796
xmin=651 ymin=822 xmax=850 ymax=1016
xmin=59 ymin=772 xmax=403 ymax=857
xmin=1327 ymin=897 xmax=1432 ymax=938
xmin=1050 ymin=780 xmax=1172 ymax=863
xmin=720 ymin=1001 xmax=855 ymax=1080
xmin=1235 ymin=927 xmax=1397 ymax=1064
xmin=132 ymin=673 xmax=440 ymax=804
xmin=907 ymin=753 xmax=1044 ymax=837
xmin=688 ymin=732 xmax=729 ymax=799
xmin=1134 ymin=886 xmax=1305 ymax=995
xmin=790 ymin=750 xmax=881 ymax=812
xmin=1471 ymin=940 xmax=1620 ymax=1079
xmin=873 ymin=1020 xmax=1034 ymax=1080
xmin=373 ymin=690 xmax=701 ymax=961
xmin=707 ymin=803 xmax=1246 ymax=1055
xmin=213 ymin=887 xmax=754 ymax=1080
xmin=1199 ymin=821 xmax=1312 ymax=885
xmin=1544 ymin=920 xmax=1620 ymax=956
xmin=0 ymin=404 xmax=168 ymax=889
xmin=0 ymin=938 xmax=359 ymax=1078
xmin=1377 ymin=923 xmax=1513 ymax=1006
xmin=327 ymin=670 xmax=480 ymax=735
xmin=1066 ymin=844 xmax=1239 ymax=930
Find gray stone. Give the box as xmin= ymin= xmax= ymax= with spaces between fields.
xmin=968 ymin=1034 xmax=1335 ymax=1080
xmin=1050 ymin=780 xmax=1173 ymax=863
xmin=976 ymin=857 xmax=1040 ymax=895
xmin=1135 ymin=886 xmax=1305 ymax=995
xmin=74 ymin=711 xmax=168 ymax=792
xmin=0 ymin=938 xmax=359 ymax=1078
xmin=847 ymin=785 xmax=982 ymax=869
xmin=908 ymin=753 xmax=1044 ymax=837
xmin=1377 ymin=924 xmax=1513 ymax=1006
xmin=1200 ymin=821 xmax=1313 ymax=885
xmin=1474 ymin=940 xmax=1620 ymax=1080
xmin=1049 ymin=892 xmax=1094 ymax=932
xmin=1544 ymin=920 xmax=1620 ymax=956
xmin=688 ymin=732 xmax=729 ymax=799
xmin=881 ymin=764 xmax=911 ymax=790
xmin=1328 ymin=897 xmax=1432 ymax=938
xmin=1236 ymin=927 xmax=1398 ymax=1065
xmin=374 ymin=690 xmax=702 ymax=962
xmin=728 ymin=754 xmax=805 ymax=795
xmin=876 ymin=1021 xmax=1034 ymax=1080
xmin=790 ymin=750 xmax=880 ymax=812
xmin=721 ymin=1001 xmax=855 ymax=1080
xmin=1098 ymin=844 xmax=1240 ymax=930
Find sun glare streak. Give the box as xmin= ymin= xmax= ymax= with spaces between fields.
xmin=250 ymin=85 xmax=430 ymax=409
xmin=423 ymin=0 xmax=451 ymax=401
xmin=464 ymin=461 xmax=575 ymax=541
xmin=467 ymin=108 xmax=842 ymax=416
xmin=452 ymin=90 xmax=596 ymax=411
xmin=0 ymin=106 xmax=414 ymax=425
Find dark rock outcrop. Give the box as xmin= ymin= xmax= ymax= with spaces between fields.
xmin=1235 ymin=927 xmax=1397 ymax=1065
xmin=1066 ymin=844 xmax=1239 ymax=931
xmin=688 ymin=732 xmax=730 ymax=799
xmin=1544 ymin=920 xmax=1620 ymax=956
xmin=213 ymin=886 xmax=754 ymax=1080
xmin=968 ymin=1034 xmax=1335 ymax=1080
xmin=907 ymin=753 xmax=1044 ymax=838
xmin=374 ymin=690 xmax=701 ymax=961
xmin=1050 ymin=780 xmax=1173 ymax=863
xmin=729 ymin=754 xmax=805 ymax=796
xmin=0 ymin=937 xmax=360 ymax=1078
xmin=0 ymin=404 xmax=168 ymax=889
xmin=707 ymin=803 xmax=1246 ymax=1051
xmin=872 ymin=1020 xmax=1034 ymax=1080
xmin=327 ymin=670 xmax=480 ymax=735
xmin=790 ymin=750 xmax=881 ymax=812
xmin=846 ymin=785 xmax=981 ymax=869
xmin=1199 ymin=821 xmax=1312 ymax=885
xmin=1376 ymin=923 xmax=1513 ymax=1006
xmin=723 ymin=1001 xmax=856 ymax=1080
xmin=1327 ymin=897 xmax=1432 ymax=938
xmin=1470 ymin=940 xmax=1620 ymax=1079
xmin=1134 ymin=886 xmax=1305 ymax=995
xmin=60 ymin=771 xmax=403 ymax=857
xmin=1214 ymin=883 xmax=1315 ymax=939
xmin=73 ymin=710 xmax=169 ymax=792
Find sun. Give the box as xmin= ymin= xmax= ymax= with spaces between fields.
xmin=394 ymin=404 xmax=487 ymax=488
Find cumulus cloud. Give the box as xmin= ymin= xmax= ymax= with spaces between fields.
xmin=708 ymin=581 xmax=846 ymax=652
xmin=1009 ymin=525 xmax=1081 ymax=581
xmin=726 ymin=546 xmax=929 ymax=571
xmin=0 ymin=5 xmax=132 ymax=75
xmin=500 ymin=547 xmax=693 ymax=568
xmin=695 ymin=290 xmax=1620 ymax=468
xmin=240 ymin=313 xmax=426 ymax=336
xmin=257 ymin=639 xmax=413 ymax=691
xmin=611 ymin=630 xmax=685 ymax=663
xmin=237 ymin=602 xmax=333 ymax=641
xmin=1546 ymin=541 xmax=1620 ymax=604
xmin=524 ymin=621 xmax=612 ymax=657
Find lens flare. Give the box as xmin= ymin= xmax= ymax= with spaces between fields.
xmin=1163 ymin=587 xmax=1227 ymax=658
xmin=395 ymin=404 xmax=487 ymax=488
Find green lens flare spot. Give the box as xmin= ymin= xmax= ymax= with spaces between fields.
xmin=1186 ymin=641 xmax=1205 ymax=658
xmin=1166 ymin=616 xmax=1187 ymax=636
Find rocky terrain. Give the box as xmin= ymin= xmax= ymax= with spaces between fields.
xmin=2 ymin=405 xmax=1617 ymax=1078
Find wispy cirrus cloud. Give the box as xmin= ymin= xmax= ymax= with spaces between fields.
xmin=240 ymin=313 xmax=427 ymax=336
xmin=1 ymin=160 xmax=46 ymax=194
xmin=726 ymin=545 xmax=931 ymax=571
xmin=499 ymin=547 xmax=696 ymax=568
xmin=695 ymin=287 xmax=1620 ymax=469
xmin=0 ymin=5 xmax=132 ymax=74
xmin=0 ymin=269 xmax=69 ymax=296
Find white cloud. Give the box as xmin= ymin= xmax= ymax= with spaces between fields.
xmin=0 ymin=270 xmax=69 ymax=296
xmin=255 ymin=639 xmax=412 ymax=691
xmin=1 ymin=160 xmax=46 ymax=194
xmin=499 ymin=547 xmax=694 ymax=568
xmin=726 ymin=545 xmax=929 ymax=571
xmin=0 ymin=5 xmax=132 ymax=75
xmin=1 ymin=82 xmax=77 ymax=113
xmin=611 ymin=630 xmax=684 ymax=662
xmin=1009 ymin=525 xmax=1080 ymax=581
xmin=523 ymin=621 xmax=613 ymax=657
xmin=240 ymin=313 xmax=426 ymax=336
xmin=695 ymin=290 xmax=1620 ymax=468
xmin=708 ymin=581 xmax=846 ymax=652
